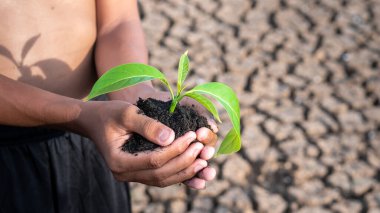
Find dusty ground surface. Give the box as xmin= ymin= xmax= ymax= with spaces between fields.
xmin=131 ymin=0 xmax=380 ymax=212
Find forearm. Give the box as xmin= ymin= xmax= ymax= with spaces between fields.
xmin=0 ymin=75 xmax=84 ymax=131
xmin=95 ymin=19 xmax=148 ymax=71
xmin=95 ymin=7 xmax=155 ymax=103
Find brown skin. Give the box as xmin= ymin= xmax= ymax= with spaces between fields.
xmin=0 ymin=0 xmax=217 ymax=189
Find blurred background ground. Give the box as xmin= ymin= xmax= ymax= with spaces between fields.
xmin=131 ymin=0 xmax=380 ymax=212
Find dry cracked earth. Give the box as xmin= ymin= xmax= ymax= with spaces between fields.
xmin=131 ymin=0 xmax=380 ymax=212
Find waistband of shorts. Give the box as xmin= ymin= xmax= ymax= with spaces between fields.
xmin=0 ymin=125 xmax=65 ymax=146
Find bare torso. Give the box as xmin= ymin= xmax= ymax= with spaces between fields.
xmin=0 ymin=0 xmax=97 ymax=99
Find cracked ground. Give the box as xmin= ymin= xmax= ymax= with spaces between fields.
xmin=131 ymin=0 xmax=380 ymax=212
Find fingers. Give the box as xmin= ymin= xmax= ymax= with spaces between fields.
xmin=132 ymin=142 xmax=204 ymax=181
xmin=196 ymin=167 xmax=216 ymax=181
xmin=199 ymin=146 xmax=215 ymax=160
xmin=156 ymin=142 xmax=203 ymax=179
xmin=184 ymin=177 xmax=206 ymax=190
xmin=149 ymin=159 xmax=208 ymax=187
xmin=182 ymin=166 xmax=216 ymax=190
xmin=196 ymin=127 xmax=218 ymax=147
xmin=112 ymin=132 xmax=196 ymax=173
xmin=125 ymin=105 xmax=175 ymax=146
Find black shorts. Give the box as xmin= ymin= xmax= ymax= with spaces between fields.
xmin=0 ymin=125 xmax=131 ymax=213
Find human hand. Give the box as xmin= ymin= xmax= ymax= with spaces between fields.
xmin=110 ymin=87 xmax=218 ymax=189
xmin=76 ymin=100 xmax=209 ymax=188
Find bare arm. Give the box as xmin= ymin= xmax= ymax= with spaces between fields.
xmin=0 ymin=74 xmax=82 ymax=129
xmin=95 ymin=0 xmax=153 ymax=102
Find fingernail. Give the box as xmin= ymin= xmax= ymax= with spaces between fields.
xmin=198 ymin=134 xmax=205 ymax=141
xmin=159 ymin=129 xmax=170 ymax=144
xmin=198 ymin=129 xmax=207 ymax=140
xmin=207 ymin=147 xmax=215 ymax=157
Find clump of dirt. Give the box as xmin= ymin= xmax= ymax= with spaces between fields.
xmin=122 ymin=98 xmax=210 ymax=153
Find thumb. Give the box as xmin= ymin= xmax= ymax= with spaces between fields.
xmin=125 ymin=106 xmax=175 ymax=146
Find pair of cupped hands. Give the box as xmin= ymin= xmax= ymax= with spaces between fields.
xmin=80 ymin=87 xmax=218 ymax=190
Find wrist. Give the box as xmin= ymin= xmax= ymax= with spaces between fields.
xmin=61 ymin=100 xmax=95 ymax=138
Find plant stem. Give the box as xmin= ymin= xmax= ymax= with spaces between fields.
xmin=169 ymin=99 xmax=178 ymax=113
xmin=169 ymin=94 xmax=185 ymax=113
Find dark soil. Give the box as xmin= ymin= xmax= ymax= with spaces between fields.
xmin=122 ymin=98 xmax=210 ymax=153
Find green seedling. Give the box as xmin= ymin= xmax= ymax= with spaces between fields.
xmin=85 ymin=51 xmax=241 ymax=155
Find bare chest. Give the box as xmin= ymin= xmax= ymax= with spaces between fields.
xmin=0 ymin=0 xmax=97 ymax=97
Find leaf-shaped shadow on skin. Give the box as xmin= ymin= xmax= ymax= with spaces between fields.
xmin=0 ymin=34 xmax=75 ymax=89
xmin=21 ymin=34 xmax=41 ymax=64
xmin=0 ymin=34 xmax=41 ymax=68
xmin=0 ymin=45 xmax=17 ymax=64
xmin=32 ymin=58 xmax=72 ymax=76
xmin=18 ymin=36 xmax=70 ymax=84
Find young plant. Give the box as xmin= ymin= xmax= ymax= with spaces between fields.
xmin=85 ymin=51 xmax=241 ymax=155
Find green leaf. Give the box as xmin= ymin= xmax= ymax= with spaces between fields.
xmin=185 ymin=82 xmax=241 ymax=155
xmin=184 ymin=92 xmax=221 ymax=123
xmin=85 ymin=63 xmax=173 ymax=101
xmin=177 ymin=50 xmax=189 ymax=94
xmin=216 ymin=129 xmax=241 ymax=156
